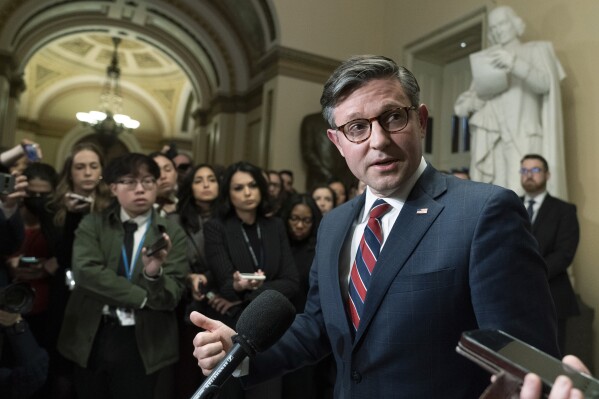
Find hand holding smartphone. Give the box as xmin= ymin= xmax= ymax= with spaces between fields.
xmin=238 ymin=273 xmax=266 ymax=281
xmin=19 ymin=256 xmax=41 ymax=268
xmin=456 ymin=329 xmax=599 ymax=398
xmin=145 ymin=235 xmax=168 ymax=257
xmin=67 ymin=193 xmax=93 ymax=204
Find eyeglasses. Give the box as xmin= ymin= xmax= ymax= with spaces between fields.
xmin=289 ymin=215 xmax=313 ymax=225
xmin=519 ymin=167 xmax=544 ymax=175
xmin=336 ymin=106 xmax=418 ymax=144
xmin=116 ymin=177 xmax=157 ymax=190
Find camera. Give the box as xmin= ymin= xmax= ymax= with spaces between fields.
xmin=0 ymin=282 xmax=35 ymax=314
xmin=0 ymin=172 xmax=15 ymax=195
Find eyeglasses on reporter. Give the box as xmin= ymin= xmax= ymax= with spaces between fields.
xmin=116 ymin=177 xmax=157 ymax=190
xmin=289 ymin=215 xmax=313 ymax=225
xmin=519 ymin=167 xmax=545 ymax=175
xmin=335 ymin=106 xmax=418 ymax=144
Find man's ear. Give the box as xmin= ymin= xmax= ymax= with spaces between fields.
xmin=417 ymin=105 xmax=429 ymax=138
xmin=327 ymin=129 xmax=346 ymax=158
xmin=110 ymin=183 xmax=118 ymax=196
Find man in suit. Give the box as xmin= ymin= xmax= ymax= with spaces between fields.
xmin=191 ymin=56 xmax=569 ymax=398
xmin=520 ymin=153 xmax=580 ymax=353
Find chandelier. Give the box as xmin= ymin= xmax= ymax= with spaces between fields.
xmin=76 ymin=37 xmax=140 ymax=135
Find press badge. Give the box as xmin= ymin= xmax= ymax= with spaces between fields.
xmin=116 ymin=308 xmax=136 ymax=326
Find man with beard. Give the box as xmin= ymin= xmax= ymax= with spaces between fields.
xmin=520 ymin=153 xmax=580 ymax=353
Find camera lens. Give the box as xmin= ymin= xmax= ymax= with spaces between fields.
xmin=0 ymin=283 xmax=35 ymax=314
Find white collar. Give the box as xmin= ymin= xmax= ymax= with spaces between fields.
xmin=362 ymin=156 xmax=427 ymax=220
xmin=120 ymin=208 xmax=152 ymax=226
xmin=524 ymin=191 xmax=548 ymax=204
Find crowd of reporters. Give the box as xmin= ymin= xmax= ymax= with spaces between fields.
xmin=0 ymin=140 xmax=358 ymax=399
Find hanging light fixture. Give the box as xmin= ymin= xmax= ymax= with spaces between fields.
xmin=76 ymin=37 xmax=140 ymax=135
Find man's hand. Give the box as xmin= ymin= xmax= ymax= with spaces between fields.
xmin=520 ymin=355 xmax=589 ymax=399
xmin=191 ymin=311 xmax=236 ymax=376
xmin=142 ymin=233 xmax=171 ymax=277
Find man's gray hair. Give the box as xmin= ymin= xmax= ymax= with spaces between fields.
xmin=320 ymin=55 xmax=420 ymax=128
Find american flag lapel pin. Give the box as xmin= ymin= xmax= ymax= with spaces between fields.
xmin=416 ymin=208 xmax=428 ymax=214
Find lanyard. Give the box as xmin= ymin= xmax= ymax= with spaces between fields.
xmin=240 ymin=222 xmax=262 ymax=269
xmin=121 ymin=217 xmax=151 ymax=280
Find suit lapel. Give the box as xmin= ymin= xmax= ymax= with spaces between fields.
xmin=521 ymin=193 xmax=554 ymax=235
xmin=323 ymin=196 xmax=365 ymax=339
xmin=354 ymin=167 xmax=447 ymax=344
xmin=532 ymin=194 xmax=554 ymax=233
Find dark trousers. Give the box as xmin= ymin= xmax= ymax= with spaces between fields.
xmin=74 ymin=319 xmax=158 ymax=399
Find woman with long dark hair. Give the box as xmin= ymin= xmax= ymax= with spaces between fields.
xmin=204 ymin=161 xmax=298 ymax=399
xmin=173 ymin=163 xmax=219 ymax=399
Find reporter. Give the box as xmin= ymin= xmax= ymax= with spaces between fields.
xmin=203 ymin=161 xmax=298 ymax=398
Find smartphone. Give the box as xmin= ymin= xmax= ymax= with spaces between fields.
xmin=457 ymin=329 xmax=599 ymax=398
xmin=19 ymin=256 xmax=40 ymax=267
xmin=239 ymin=273 xmax=266 ymax=281
xmin=145 ymin=236 xmax=167 ymax=257
xmin=67 ymin=193 xmax=93 ymax=204
xmin=23 ymin=144 xmax=40 ymax=162
xmin=0 ymin=172 xmax=15 ymax=195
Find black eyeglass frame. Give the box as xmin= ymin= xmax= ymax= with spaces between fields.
xmin=335 ymin=106 xmax=419 ymax=144
xmin=116 ymin=178 xmax=157 ymax=191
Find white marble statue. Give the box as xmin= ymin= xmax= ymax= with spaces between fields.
xmin=454 ymin=6 xmax=567 ymax=198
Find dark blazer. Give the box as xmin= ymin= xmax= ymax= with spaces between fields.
xmin=528 ymin=194 xmax=580 ymax=318
xmin=204 ymin=215 xmax=299 ymax=304
xmin=0 ymin=208 xmax=24 ymax=257
xmin=246 ymin=166 xmax=558 ymax=398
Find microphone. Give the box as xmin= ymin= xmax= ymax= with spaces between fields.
xmin=190 ymin=289 xmax=296 ymax=399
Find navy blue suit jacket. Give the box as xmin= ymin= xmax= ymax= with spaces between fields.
xmin=246 ymin=166 xmax=558 ymax=398
xmin=529 ymin=194 xmax=580 ymax=318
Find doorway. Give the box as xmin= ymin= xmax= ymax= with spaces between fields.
xmin=404 ymin=8 xmax=487 ymax=174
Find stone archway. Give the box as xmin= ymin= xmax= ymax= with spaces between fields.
xmin=0 ymin=0 xmax=278 ymax=164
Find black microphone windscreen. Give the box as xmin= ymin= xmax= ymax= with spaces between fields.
xmin=235 ymin=290 xmax=296 ymax=353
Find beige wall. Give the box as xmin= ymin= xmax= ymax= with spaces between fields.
xmin=273 ymin=0 xmax=387 ymax=59
xmin=263 ymin=75 xmax=325 ymax=191
xmin=274 ymin=0 xmax=599 ymax=367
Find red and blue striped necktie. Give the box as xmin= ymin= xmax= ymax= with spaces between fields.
xmin=348 ymin=198 xmax=392 ymax=331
